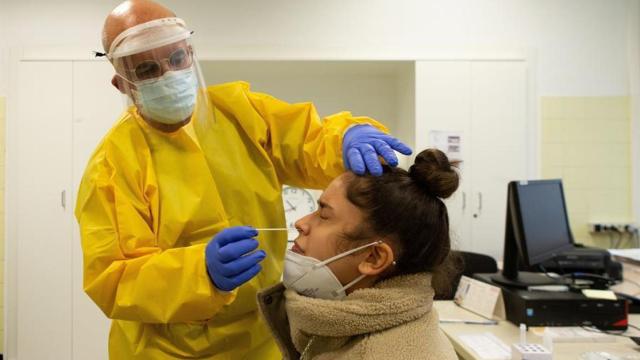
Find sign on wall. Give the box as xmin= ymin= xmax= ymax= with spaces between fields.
xmin=428 ymin=130 xmax=463 ymax=162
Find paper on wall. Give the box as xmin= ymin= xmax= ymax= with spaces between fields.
xmin=428 ymin=130 xmax=463 ymax=161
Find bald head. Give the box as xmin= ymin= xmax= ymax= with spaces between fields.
xmin=102 ymin=0 xmax=175 ymax=53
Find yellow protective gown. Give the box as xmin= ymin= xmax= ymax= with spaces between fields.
xmin=75 ymin=81 xmax=388 ymax=359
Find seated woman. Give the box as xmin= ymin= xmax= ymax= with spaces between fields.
xmin=257 ymin=148 xmax=460 ymax=360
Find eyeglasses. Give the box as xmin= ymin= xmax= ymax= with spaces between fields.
xmin=125 ymin=47 xmax=193 ymax=81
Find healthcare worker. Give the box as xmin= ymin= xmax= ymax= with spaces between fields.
xmin=75 ymin=0 xmax=412 ymax=359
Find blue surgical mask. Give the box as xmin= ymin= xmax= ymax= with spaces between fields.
xmin=132 ymin=67 xmax=198 ymax=125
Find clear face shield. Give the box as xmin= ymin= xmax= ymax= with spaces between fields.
xmin=106 ymin=17 xmax=214 ymax=131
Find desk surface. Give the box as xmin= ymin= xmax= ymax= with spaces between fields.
xmin=434 ymin=301 xmax=640 ymax=359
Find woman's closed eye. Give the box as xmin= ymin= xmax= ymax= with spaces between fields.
xmin=315 ymin=208 xmax=329 ymax=220
xmin=316 ymin=199 xmax=334 ymax=221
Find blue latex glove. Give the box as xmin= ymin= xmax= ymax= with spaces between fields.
xmin=205 ymin=226 xmax=266 ymax=292
xmin=342 ymin=125 xmax=413 ymax=176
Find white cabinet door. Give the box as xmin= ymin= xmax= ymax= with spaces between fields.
xmin=16 ymin=61 xmax=73 ymax=359
xmin=71 ymin=61 xmax=123 ymax=360
xmin=469 ymin=61 xmax=528 ymax=260
xmin=13 ymin=60 xmax=123 ymax=360
xmin=415 ymin=60 xmax=530 ymax=261
xmin=415 ymin=61 xmax=472 ymax=251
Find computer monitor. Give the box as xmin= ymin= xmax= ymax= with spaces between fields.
xmin=491 ymin=179 xmax=575 ymax=288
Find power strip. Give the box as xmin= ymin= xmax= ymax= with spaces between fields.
xmin=589 ymin=222 xmax=637 ymax=234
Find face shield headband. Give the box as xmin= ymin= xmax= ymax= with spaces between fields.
xmin=95 ymin=17 xmax=193 ymax=60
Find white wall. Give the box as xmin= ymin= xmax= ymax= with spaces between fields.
xmin=0 ymin=0 xmax=635 ymax=97
xmin=0 ymin=0 xmax=8 ymax=97
xmin=200 ymin=61 xmax=407 ymax=129
xmin=629 ymin=0 xmax=640 ymax=229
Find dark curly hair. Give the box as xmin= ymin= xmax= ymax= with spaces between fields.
xmin=342 ymin=148 xmax=462 ymax=295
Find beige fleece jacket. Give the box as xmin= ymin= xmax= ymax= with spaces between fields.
xmin=257 ymin=273 xmax=457 ymax=360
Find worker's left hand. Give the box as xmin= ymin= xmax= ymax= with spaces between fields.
xmin=342 ymin=125 xmax=413 ymax=176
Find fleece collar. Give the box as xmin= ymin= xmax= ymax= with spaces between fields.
xmin=285 ymin=273 xmax=434 ymax=351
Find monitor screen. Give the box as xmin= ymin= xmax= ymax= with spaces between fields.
xmin=515 ymin=180 xmax=574 ymax=265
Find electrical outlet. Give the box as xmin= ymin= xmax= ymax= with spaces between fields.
xmin=590 ymin=222 xmax=637 ymax=233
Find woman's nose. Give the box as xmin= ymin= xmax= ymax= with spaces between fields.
xmin=294 ymin=214 xmax=311 ymax=235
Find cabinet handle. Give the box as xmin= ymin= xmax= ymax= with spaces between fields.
xmin=477 ymin=192 xmax=483 ymax=213
xmin=61 ymin=190 xmax=66 ymax=209
xmin=462 ymin=192 xmax=466 ymax=211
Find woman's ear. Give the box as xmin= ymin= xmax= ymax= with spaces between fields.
xmin=358 ymin=242 xmax=395 ymax=276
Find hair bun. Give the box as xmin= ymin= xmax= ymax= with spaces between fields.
xmin=408 ymin=149 xmax=460 ymax=199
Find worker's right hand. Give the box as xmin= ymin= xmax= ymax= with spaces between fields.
xmin=205 ymin=226 xmax=266 ymax=292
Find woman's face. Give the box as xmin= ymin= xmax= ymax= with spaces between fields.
xmin=292 ymin=173 xmax=372 ymax=286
